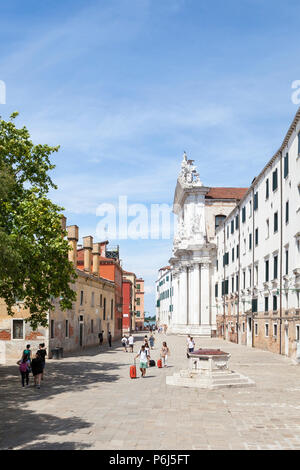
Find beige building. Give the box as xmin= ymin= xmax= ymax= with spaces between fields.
xmin=0 ymin=223 xmax=115 ymax=363
xmin=135 ymin=278 xmax=145 ymax=329
xmin=123 ymin=271 xmax=137 ymax=330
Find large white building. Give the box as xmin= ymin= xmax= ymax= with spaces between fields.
xmin=157 ymin=152 xmax=247 ymax=336
xmin=213 ymin=108 xmax=300 ymax=358
xmin=157 ymin=108 xmax=300 ymax=357
xmin=155 ymin=266 xmax=173 ymax=328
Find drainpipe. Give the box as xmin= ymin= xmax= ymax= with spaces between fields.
xmin=252 ymin=187 xmax=255 ymax=348
xmin=223 ymin=222 xmax=226 ymax=340
xmin=279 ymin=151 xmax=283 ymax=355
xmin=237 ymin=204 xmax=241 ymax=345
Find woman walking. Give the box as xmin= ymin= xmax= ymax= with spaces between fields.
xmin=37 ymin=343 xmax=47 ymax=381
xmin=149 ymin=334 xmax=155 ymax=350
xmin=160 ymin=342 xmax=170 ymax=368
xmin=31 ymin=352 xmax=44 ymax=389
xmin=17 ymin=353 xmax=31 ymax=387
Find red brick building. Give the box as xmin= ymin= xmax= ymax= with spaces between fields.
xmin=122 ymin=279 xmax=133 ymax=334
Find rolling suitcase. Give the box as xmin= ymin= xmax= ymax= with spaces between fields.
xmin=130 ymin=360 xmax=137 ymax=379
xmin=157 ymin=359 xmax=162 ymax=368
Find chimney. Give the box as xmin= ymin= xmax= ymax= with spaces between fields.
xmin=83 ymin=236 xmax=93 ymax=273
xmin=61 ymin=215 xmax=67 ymax=235
xmin=67 ymin=225 xmax=79 ymax=266
xmin=92 ymin=243 xmax=101 ymax=276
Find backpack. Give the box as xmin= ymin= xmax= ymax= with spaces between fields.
xmin=19 ymin=361 xmax=28 ymax=373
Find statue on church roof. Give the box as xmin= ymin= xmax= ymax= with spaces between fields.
xmin=178 ymin=152 xmax=202 ymax=187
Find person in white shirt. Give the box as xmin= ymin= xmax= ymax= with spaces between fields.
xmin=128 ymin=334 xmax=134 ymax=353
xmin=121 ymin=336 xmax=128 ymax=352
xmin=135 ymin=345 xmax=149 ymax=377
xmin=188 ymin=337 xmax=195 ymax=353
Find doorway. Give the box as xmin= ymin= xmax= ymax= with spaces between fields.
xmin=247 ymin=316 xmax=252 ymax=347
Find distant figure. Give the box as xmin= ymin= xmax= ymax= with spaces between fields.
xmin=128 ymin=334 xmax=134 ymax=352
xmin=188 ymin=337 xmax=195 ymax=353
xmin=149 ymin=334 xmax=155 ymax=349
xmin=37 ymin=343 xmax=47 ymax=381
xmin=31 ymin=353 xmax=44 ymax=389
xmin=98 ymin=330 xmax=104 ymax=347
xmin=23 ymin=344 xmax=32 ymax=362
xmin=122 ymin=335 xmax=128 ymax=352
xmin=164 ymin=325 xmax=167 ymax=334
xmin=160 ymin=342 xmax=170 ymax=367
xmin=17 ymin=353 xmax=31 ymax=387
xmin=108 ymin=331 xmax=112 ymax=348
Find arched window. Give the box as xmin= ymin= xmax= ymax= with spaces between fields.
xmin=215 ymin=215 xmax=226 ymax=232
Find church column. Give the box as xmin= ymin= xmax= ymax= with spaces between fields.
xmin=192 ymin=263 xmax=201 ymax=325
xmin=171 ymin=272 xmax=179 ymax=328
xmin=200 ymin=263 xmax=210 ymax=326
xmin=179 ymin=267 xmax=188 ymax=325
xmin=188 ymin=265 xmax=194 ymax=325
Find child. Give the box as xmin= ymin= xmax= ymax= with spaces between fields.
xmin=17 ymin=353 xmax=31 ymax=387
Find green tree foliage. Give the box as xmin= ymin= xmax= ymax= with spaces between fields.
xmin=0 ymin=112 xmax=77 ymax=328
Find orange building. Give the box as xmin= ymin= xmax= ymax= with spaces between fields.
xmin=135 ymin=278 xmax=145 ymax=330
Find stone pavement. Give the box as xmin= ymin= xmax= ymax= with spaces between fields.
xmin=1 ymin=333 xmax=300 ymax=450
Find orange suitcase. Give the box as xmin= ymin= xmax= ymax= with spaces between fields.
xmin=130 ymin=363 xmax=137 ymax=379
xmin=157 ymin=359 xmax=162 ymax=368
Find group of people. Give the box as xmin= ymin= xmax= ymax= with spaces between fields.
xmin=135 ymin=335 xmax=170 ymax=377
xmin=17 ymin=343 xmax=47 ymax=389
xmin=98 ymin=330 xmax=112 ymax=348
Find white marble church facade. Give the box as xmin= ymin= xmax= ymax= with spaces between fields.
xmin=164 ymin=153 xmax=247 ymax=336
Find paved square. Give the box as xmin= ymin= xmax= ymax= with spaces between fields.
xmin=1 ymin=333 xmax=300 ymax=450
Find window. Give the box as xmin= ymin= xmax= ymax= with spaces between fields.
xmin=273 ymin=295 xmax=278 ymax=312
xmin=236 ymin=244 xmax=239 ymax=259
xmin=265 ymin=296 xmax=269 ymax=312
xmin=274 ymin=255 xmax=278 ymax=280
xmin=231 ymin=220 xmax=234 ymax=234
xmin=255 ymin=265 xmax=258 ymax=285
xmin=266 ymin=219 xmax=270 ymax=239
xmin=274 ymin=211 xmax=278 ymax=233
xmin=265 ymin=259 xmax=269 ymax=282
xmin=215 ymin=283 xmax=218 ymax=298
xmin=297 ymin=325 xmax=300 ymax=342
xmin=249 ymin=200 xmax=252 ymax=218
xmin=91 ymin=292 xmax=95 ymax=307
xmin=232 ymin=277 xmax=234 ymax=293
xmin=236 ymin=274 xmax=239 ymax=291
xmin=266 ymin=178 xmax=269 ymax=199
xmin=100 ymin=294 xmax=103 ymax=307
xmin=285 ymin=201 xmax=289 ymax=224
xmin=136 ymin=311 xmax=140 ymax=317
xmin=111 ymin=299 xmax=114 ymax=320
xmin=215 ymin=215 xmax=226 ymax=231
xmin=242 ymin=322 xmax=245 ymax=333
xmin=273 ymin=324 xmax=278 ymax=338
xmin=235 ymin=215 xmax=239 ymax=229
xmin=12 ymin=319 xmax=24 ymax=339
xmin=285 ymin=249 xmax=289 ymax=275
xmin=272 ymin=169 xmax=278 ymax=191
xmin=65 ymin=320 xmax=69 ymax=338
xmin=222 ymin=280 xmax=229 ymax=295
xmin=249 ymin=233 xmax=252 ymax=250
xmin=243 ymin=271 xmax=246 ymax=289
xmin=255 ymin=228 xmax=258 ymax=246
xmin=252 ymin=298 xmax=258 ymax=313
xmin=91 ymin=319 xmax=94 ymax=333
xmin=136 ymin=298 xmax=140 ymax=306
xmin=51 ymin=320 xmax=55 ymax=339
xmin=80 ymin=290 xmax=84 ymax=306
xmin=284 ymin=153 xmax=289 ymax=178
xmin=242 ymin=207 xmax=246 ymax=223
xmin=103 ymin=298 xmax=106 ymax=320
xmin=223 ymin=252 xmax=229 ymax=266
xmin=265 ymin=323 xmax=269 ymax=337
xmin=254 ymin=191 xmax=258 ymax=210
xmin=249 ymin=268 xmax=252 ymax=287
xmin=136 ymin=284 xmax=141 ymax=291
xmin=255 ymin=323 xmax=258 ymax=336
xmin=227 ymin=225 xmax=229 ymax=239
xmin=232 ymin=247 xmax=235 ymax=262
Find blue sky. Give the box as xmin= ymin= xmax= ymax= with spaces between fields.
xmin=1 ymin=0 xmax=300 ymax=315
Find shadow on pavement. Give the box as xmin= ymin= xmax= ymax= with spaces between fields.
xmin=0 ymin=357 xmax=121 ymax=450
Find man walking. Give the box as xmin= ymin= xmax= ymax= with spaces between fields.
xmin=135 ymin=345 xmax=149 ymax=378
xmin=128 ymin=334 xmax=134 ymax=352
xmin=98 ymin=330 xmax=104 ymax=348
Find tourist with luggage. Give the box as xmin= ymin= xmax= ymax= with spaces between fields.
xmin=17 ymin=353 xmax=31 ymax=387
xmin=160 ymin=342 xmax=170 ymax=367
xmin=135 ymin=345 xmax=150 ymax=377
